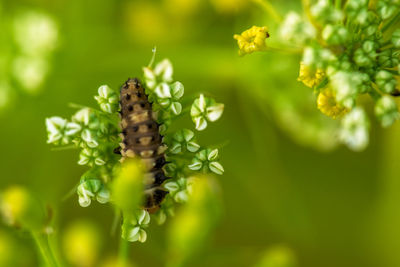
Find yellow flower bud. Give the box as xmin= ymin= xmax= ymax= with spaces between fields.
xmin=254 ymin=245 xmax=298 ymax=267
xmin=0 ymin=186 xmax=45 ymax=231
xmin=317 ymin=88 xmax=349 ymax=119
xmin=62 ymin=220 xmax=102 ymax=267
xmin=297 ymin=62 xmax=325 ymax=88
xmin=233 ymin=26 xmax=269 ymax=56
xmin=100 ymin=256 xmax=135 ymax=267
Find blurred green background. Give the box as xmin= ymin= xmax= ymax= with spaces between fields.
xmin=1 ymin=0 xmax=400 ymax=266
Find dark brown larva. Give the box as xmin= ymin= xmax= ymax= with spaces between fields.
xmin=119 ymin=78 xmax=169 ymax=213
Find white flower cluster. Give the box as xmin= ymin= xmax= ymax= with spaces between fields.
xmin=339 ymin=107 xmax=370 ymax=151
xmin=279 ymin=11 xmax=316 ymax=45
xmin=46 ymin=85 xmax=120 ymax=206
xmin=290 ymin=0 xmax=400 ymax=151
xmin=46 ymin=57 xmax=225 ymax=243
xmin=77 ymin=178 xmax=110 ymax=207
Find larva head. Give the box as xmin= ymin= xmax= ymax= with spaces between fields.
xmin=120 ymin=78 xmax=150 ymax=116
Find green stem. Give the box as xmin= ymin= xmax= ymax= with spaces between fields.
xmin=382 ymin=11 xmax=400 ymax=32
xmin=32 ymin=232 xmax=59 ymax=267
xmin=265 ymin=46 xmax=303 ymax=54
xmin=335 ymin=0 xmax=342 ymax=9
xmin=302 ymin=0 xmax=321 ymax=31
xmin=118 ymin=236 xmax=130 ymax=267
xmin=368 ymin=86 xmax=381 ymax=101
xmin=252 ymin=0 xmax=282 ymax=23
xmin=148 ymin=46 xmax=157 ymax=68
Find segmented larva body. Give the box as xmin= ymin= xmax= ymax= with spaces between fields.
xmin=119 ymin=78 xmax=169 ymax=213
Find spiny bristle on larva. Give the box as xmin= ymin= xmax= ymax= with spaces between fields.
xmin=119 ymin=78 xmax=169 ymax=213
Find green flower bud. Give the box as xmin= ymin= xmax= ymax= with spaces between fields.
xmin=77 ymin=178 xmax=110 ymax=207
xmin=164 ymin=178 xmax=194 ymax=203
xmin=169 ymin=129 xmax=200 ymax=154
xmin=165 ymin=162 xmax=186 ymax=179
xmin=375 ymin=70 xmax=397 ymax=94
xmin=78 ymin=148 xmax=105 ymax=166
xmin=377 ymin=0 xmax=398 ymax=19
xmin=379 ymin=49 xmax=399 ymax=68
xmin=375 ymin=95 xmax=399 ymax=127
xmin=392 ymin=29 xmax=400 ymax=48
xmin=121 ymin=210 xmax=150 ymax=243
xmin=322 ymin=25 xmax=348 ymax=45
xmin=153 ymin=197 xmax=175 ymax=225
xmin=188 ymin=148 xmax=224 ymax=175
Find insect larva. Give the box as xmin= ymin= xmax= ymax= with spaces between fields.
xmin=119 ymin=78 xmax=169 ymax=213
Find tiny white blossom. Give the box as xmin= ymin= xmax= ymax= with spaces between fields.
xmin=339 ymin=107 xmax=369 ymax=151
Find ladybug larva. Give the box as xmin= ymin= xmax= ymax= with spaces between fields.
xmin=119 ymin=78 xmax=169 ymax=213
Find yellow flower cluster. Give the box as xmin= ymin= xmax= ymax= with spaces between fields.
xmin=317 ymin=88 xmax=348 ymax=119
xmin=233 ymin=26 xmax=269 ymax=56
xmin=298 ymin=62 xmax=325 ymax=88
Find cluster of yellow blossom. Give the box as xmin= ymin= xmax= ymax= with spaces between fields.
xmin=233 ymin=26 xmax=269 ymax=56
xmin=317 ymin=88 xmax=349 ymax=119
xmin=297 ymin=62 xmax=325 ymax=88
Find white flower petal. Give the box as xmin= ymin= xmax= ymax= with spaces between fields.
xmin=78 ymin=196 xmax=91 ymax=207
xmin=126 ymin=227 xmax=140 ymax=242
xmin=171 ymin=81 xmax=184 ymax=99
xmin=138 ymin=229 xmax=147 ymax=243
xmin=154 ymin=59 xmax=173 ymax=82
xmin=188 ymin=161 xmax=203 ymax=170
xmin=209 ymin=161 xmax=224 ymax=175
xmin=195 ymin=117 xmax=207 ymax=131
xmin=207 ymin=149 xmax=219 ymax=161
xmin=171 ymin=102 xmax=182 ymax=115
xmin=155 ymin=83 xmax=172 ymax=98
xmin=206 ymin=103 xmax=224 ymax=122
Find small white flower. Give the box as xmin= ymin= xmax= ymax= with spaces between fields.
xmin=339 ymin=107 xmax=370 ymax=151
xmin=155 ymin=83 xmax=172 ymax=98
xmin=72 ymin=108 xmax=91 ymax=126
xmin=122 ymin=210 xmax=150 ymax=243
xmin=94 ymin=85 xmax=118 ymax=113
xmin=375 ymin=95 xmax=400 ymax=127
xmin=65 ymin=122 xmax=81 ymax=136
xmin=188 ymin=149 xmax=224 ymax=175
xmin=143 ymin=59 xmax=173 ymax=89
xmin=46 ymin=116 xmax=69 ymax=144
xmin=154 ymin=59 xmax=173 ymax=83
xmin=191 ymin=94 xmax=224 ymax=131
xmin=280 ymin=11 xmax=315 ymax=45
xmin=170 ymin=129 xmax=200 ymax=154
